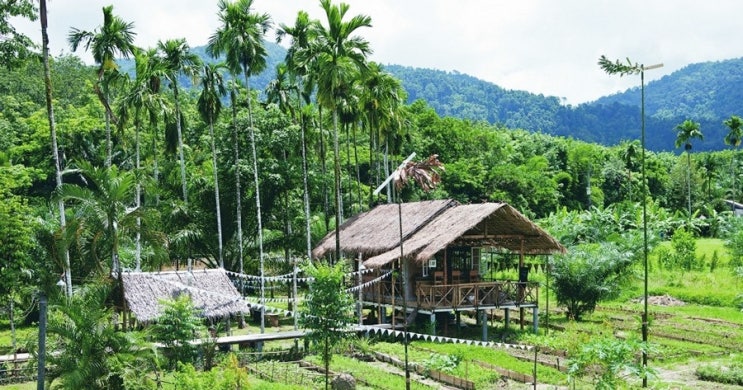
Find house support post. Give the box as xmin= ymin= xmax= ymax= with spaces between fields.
xmin=430 ymin=313 xmax=436 ymax=336
xmin=533 ymin=307 xmax=539 ymax=334
xmin=480 ymin=310 xmax=488 ymax=342
xmin=504 ymin=308 xmax=510 ymax=329
xmin=456 ymin=311 xmax=461 ymax=329
xmin=520 ymin=307 xmax=525 ymax=331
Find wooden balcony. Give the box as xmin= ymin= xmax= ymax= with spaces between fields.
xmin=362 ymin=279 xmax=538 ymax=312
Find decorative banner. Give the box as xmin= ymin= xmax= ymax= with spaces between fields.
xmin=345 ymin=270 xmax=392 ymax=293
xmin=225 ymin=269 xmax=313 ymax=283
xmin=356 ymin=324 xmax=534 ymax=351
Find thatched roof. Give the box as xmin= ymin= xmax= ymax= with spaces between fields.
xmin=311 ymin=199 xmax=565 ymax=268
xmin=121 ymin=268 xmax=249 ymax=323
xmin=312 ymin=199 xmax=456 ymax=259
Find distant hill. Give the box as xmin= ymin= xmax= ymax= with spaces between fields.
xmin=384 ymin=59 xmax=743 ymax=152
xmin=128 ymin=41 xmax=743 ymax=152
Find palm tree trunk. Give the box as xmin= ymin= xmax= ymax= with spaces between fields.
xmin=209 ymin=119 xmax=224 ymax=268
xmin=103 ymin=85 xmax=112 ymax=168
xmin=352 ymin=122 xmax=362 ymax=214
xmin=297 ymin=88 xmax=309 ymax=332
xmin=135 ymin=115 xmax=142 ymax=271
xmin=332 ymin=110 xmax=342 ymax=265
xmin=244 ymin=70 xmax=266 ymax=334
xmin=687 ymin=152 xmax=692 ymax=217
xmin=230 ymin=86 xmax=244 ymax=280
xmin=319 ymin=107 xmax=330 ymax=232
xmin=230 ymin=85 xmax=245 ymax=328
xmin=41 ymin=0 xmax=72 ymax=297
xmin=174 ymin=85 xmax=188 ymax=204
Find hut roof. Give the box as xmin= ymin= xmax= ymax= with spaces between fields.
xmin=121 ymin=268 xmax=249 ymax=323
xmin=312 ymin=199 xmax=456 ymax=259
xmin=310 ymin=199 xmax=565 ymax=268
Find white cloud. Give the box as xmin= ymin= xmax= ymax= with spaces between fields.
xmin=13 ymin=0 xmax=743 ymax=104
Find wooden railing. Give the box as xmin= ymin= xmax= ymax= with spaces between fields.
xmin=362 ymin=279 xmax=538 ymax=310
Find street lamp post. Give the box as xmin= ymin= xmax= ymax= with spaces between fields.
xmin=373 ymin=152 xmax=416 ymax=390
xmin=599 ymin=56 xmax=663 ymax=388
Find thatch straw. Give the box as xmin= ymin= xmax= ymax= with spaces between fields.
xmin=310 ymin=199 xmax=565 ymax=268
xmin=312 ymin=199 xmax=456 ymax=259
xmin=121 ymin=268 xmax=249 ymax=323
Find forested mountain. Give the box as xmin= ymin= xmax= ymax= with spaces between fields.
xmin=125 ymin=41 xmax=741 ymax=152
xmin=384 ymin=59 xmax=743 ymax=152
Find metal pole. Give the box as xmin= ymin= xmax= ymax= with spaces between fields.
xmin=640 ymin=66 xmax=650 ymax=388
xmin=399 ymin=201 xmax=411 ymax=390
xmin=37 ymin=293 xmax=47 ymax=390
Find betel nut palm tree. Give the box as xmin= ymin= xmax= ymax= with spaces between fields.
xmin=197 ymin=62 xmax=228 ymax=268
xmin=312 ymin=0 xmax=372 ymax=263
xmin=724 ymin=115 xmax=743 ymax=203
xmin=40 ymin=0 xmax=72 ymax=297
xmin=208 ymin=0 xmax=272 ymax=333
xmin=674 ymin=119 xmax=703 ymax=217
xmin=68 ymin=5 xmax=136 ymax=168
xmin=158 ymin=38 xmax=202 ymax=206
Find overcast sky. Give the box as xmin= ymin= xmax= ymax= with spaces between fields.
xmin=14 ymin=0 xmax=743 ymax=105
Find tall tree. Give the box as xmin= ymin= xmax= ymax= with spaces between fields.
xmin=208 ymin=0 xmax=272 ymax=333
xmin=68 ymin=5 xmax=136 ymax=168
xmin=361 ymin=62 xmax=405 ymax=204
xmin=117 ymin=47 xmax=168 ymax=271
xmin=312 ymin=0 xmax=372 ymax=262
xmin=226 ymin=79 xmax=246 ymax=282
xmin=158 ymin=38 xmax=202 ymax=206
xmin=40 ymin=0 xmax=72 ymax=297
xmin=724 ymin=115 xmax=743 ymax=203
xmin=0 ymin=0 xmax=36 ymax=69
xmin=277 ymin=11 xmax=315 ymax=331
xmin=674 ymin=119 xmax=703 ymax=216
xmin=197 ymin=62 xmax=227 ymax=268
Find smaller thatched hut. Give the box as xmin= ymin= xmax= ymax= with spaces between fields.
xmin=121 ymin=268 xmax=249 ymax=323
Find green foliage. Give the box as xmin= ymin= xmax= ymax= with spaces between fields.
xmin=0 ymin=165 xmax=39 ymax=299
xmin=172 ymin=354 xmax=249 ymax=389
xmin=150 ymin=294 xmax=204 ymax=369
xmin=39 ymin=281 xmax=156 ymax=390
xmin=670 ymin=228 xmax=700 ymax=271
xmin=725 ymin=226 xmax=743 ymax=268
xmin=0 ymin=0 xmax=36 ymax=69
xmin=299 ymin=260 xmax=355 ymax=389
xmin=421 ymin=352 xmax=461 ymax=374
xmin=567 ymin=337 xmax=654 ymax=389
xmin=695 ymin=356 xmax=743 ymax=386
xmin=710 ymin=249 xmax=719 ymax=272
xmin=551 ymin=242 xmax=634 ymax=320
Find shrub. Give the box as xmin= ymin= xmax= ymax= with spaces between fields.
xmin=710 ymin=250 xmax=720 ymax=272
xmin=568 ymin=337 xmax=654 ymax=389
xmin=151 ymin=294 xmax=204 ymax=369
xmin=671 ymin=228 xmax=699 ymax=270
xmin=552 ymin=242 xmax=634 ymax=320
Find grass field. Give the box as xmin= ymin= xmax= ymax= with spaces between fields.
xmin=2 ymin=238 xmax=742 ymax=389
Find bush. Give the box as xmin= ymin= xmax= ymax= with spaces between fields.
xmin=551 ymin=242 xmax=634 ymax=320
xmin=568 ymin=337 xmax=654 ymax=389
xmin=671 ymin=228 xmax=700 ymax=271
xmin=173 ymin=354 xmax=249 ymax=389
xmin=150 ymin=294 xmax=204 ymax=369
